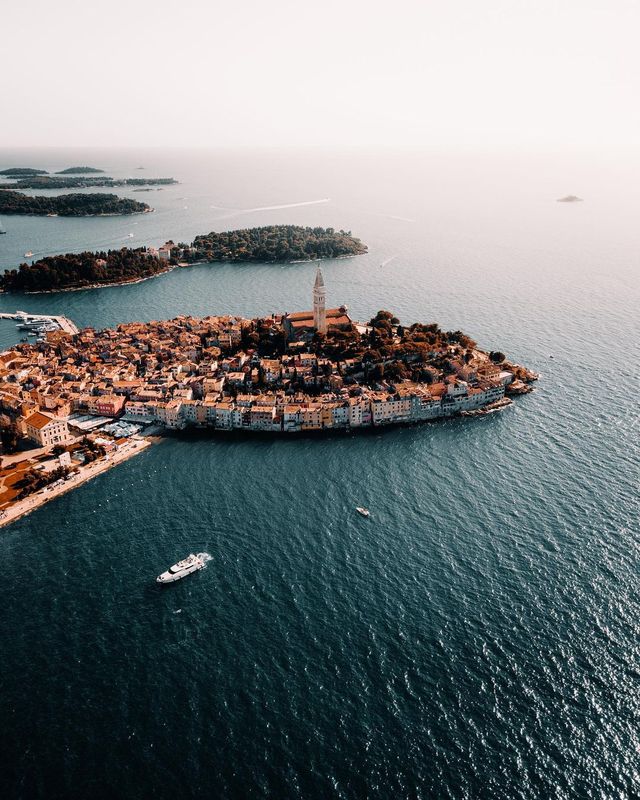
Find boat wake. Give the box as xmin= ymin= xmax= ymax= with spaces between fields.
xmin=210 ymin=198 xmax=330 ymax=219
xmin=197 ymin=552 xmax=213 ymax=564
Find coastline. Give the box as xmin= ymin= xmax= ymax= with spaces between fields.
xmin=2 ymin=252 xmax=366 ymax=295
xmin=0 ymin=208 xmax=153 ymax=218
xmin=18 ymin=265 xmax=178 ymax=294
xmin=0 ymin=437 xmax=152 ymax=530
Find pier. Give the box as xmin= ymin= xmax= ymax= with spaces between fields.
xmin=0 ymin=310 xmax=79 ymax=335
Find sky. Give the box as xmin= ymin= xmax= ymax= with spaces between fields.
xmin=3 ymin=0 xmax=639 ymax=150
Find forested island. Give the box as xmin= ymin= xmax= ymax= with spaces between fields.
xmin=0 ymin=190 xmax=150 ymax=217
xmin=0 ymin=168 xmax=47 ymax=177
xmin=56 ymin=167 xmax=105 ymax=174
xmin=0 ymin=176 xmax=177 ymax=190
xmin=0 ymin=248 xmax=167 ymax=292
xmin=186 ymin=225 xmax=367 ymax=262
xmin=0 ymin=226 xmax=367 ymax=293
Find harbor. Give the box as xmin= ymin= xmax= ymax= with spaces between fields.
xmin=0 ymin=310 xmax=79 ymax=335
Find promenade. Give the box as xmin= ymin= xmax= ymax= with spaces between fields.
xmin=0 ymin=437 xmax=151 ymax=530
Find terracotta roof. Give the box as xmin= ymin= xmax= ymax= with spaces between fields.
xmin=26 ymin=411 xmax=60 ymax=430
xmin=286 ymin=308 xmax=350 ymax=322
xmin=289 ymin=314 xmax=351 ymax=329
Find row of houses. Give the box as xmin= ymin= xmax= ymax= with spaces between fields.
xmin=121 ymin=379 xmax=506 ymax=432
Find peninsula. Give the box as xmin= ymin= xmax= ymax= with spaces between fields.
xmin=0 ymin=270 xmax=537 ymax=526
xmin=0 ymin=190 xmax=150 ymax=217
xmin=0 ymin=226 xmax=367 ymax=292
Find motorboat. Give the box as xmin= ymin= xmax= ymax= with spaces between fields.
xmin=356 ymin=507 xmax=370 ymax=517
xmin=156 ymin=553 xmax=206 ymax=584
xmin=24 ymin=251 xmax=34 ymax=258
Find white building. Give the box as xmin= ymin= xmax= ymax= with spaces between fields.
xmin=25 ymin=411 xmax=69 ymax=448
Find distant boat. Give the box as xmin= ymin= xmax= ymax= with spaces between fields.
xmin=356 ymin=507 xmax=370 ymax=517
xmin=127 ymin=233 xmax=134 ymax=238
xmin=0 ymin=218 xmax=6 ymax=234
xmin=24 ymin=251 xmax=33 ymax=258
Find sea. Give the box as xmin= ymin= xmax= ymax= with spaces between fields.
xmin=0 ymin=147 xmax=638 ymax=799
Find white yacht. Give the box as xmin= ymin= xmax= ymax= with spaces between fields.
xmin=356 ymin=507 xmax=370 ymax=518
xmin=156 ymin=553 xmax=206 ymax=584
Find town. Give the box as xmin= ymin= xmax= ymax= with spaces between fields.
xmin=0 ymin=269 xmax=536 ymax=523
xmin=1 ymin=267 xmax=538 ymax=440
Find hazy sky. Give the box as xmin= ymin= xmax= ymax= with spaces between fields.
xmin=3 ymin=0 xmax=639 ymax=150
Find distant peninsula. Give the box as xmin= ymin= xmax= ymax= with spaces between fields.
xmin=0 ymin=168 xmax=48 ymax=177
xmin=0 ymin=176 xmax=177 ymax=190
xmin=0 ymin=226 xmax=367 ymax=292
xmin=55 ymin=166 xmax=105 ymax=174
xmin=0 ymin=190 xmax=151 ymax=217
xmin=557 ymin=195 xmax=583 ymax=202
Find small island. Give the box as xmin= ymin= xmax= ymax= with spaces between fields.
xmin=55 ymin=166 xmax=105 ymax=174
xmin=0 ymin=190 xmax=150 ymax=217
xmin=186 ymin=225 xmax=368 ymax=263
xmin=557 ymin=195 xmax=583 ymax=202
xmin=0 ymin=176 xmax=177 ymax=190
xmin=0 ymin=168 xmax=48 ymax=177
xmin=0 ymin=226 xmax=367 ymax=292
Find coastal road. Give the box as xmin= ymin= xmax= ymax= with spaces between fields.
xmin=0 ymin=437 xmax=151 ymax=530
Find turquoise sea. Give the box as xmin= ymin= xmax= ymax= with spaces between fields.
xmin=0 ymin=148 xmax=638 ymax=799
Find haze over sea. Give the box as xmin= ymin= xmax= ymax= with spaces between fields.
xmin=0 ymin=148 xmax=638 ymax=799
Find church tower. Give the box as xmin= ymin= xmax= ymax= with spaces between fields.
xmin=313 ymin=267 xmax=327 ymax=334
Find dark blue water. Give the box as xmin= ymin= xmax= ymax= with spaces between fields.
xmin=0 ymin=149 xmax=638 ymax=799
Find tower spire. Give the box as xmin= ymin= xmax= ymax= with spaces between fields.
xmin=313 ymin=266 xmax=327 ymax=334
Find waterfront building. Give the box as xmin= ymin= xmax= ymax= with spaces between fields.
xmin=24 ymin=411 xmax=69 ymax=448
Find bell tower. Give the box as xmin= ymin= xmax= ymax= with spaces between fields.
xmin=313 ymin=267 xmax=327 ymax=334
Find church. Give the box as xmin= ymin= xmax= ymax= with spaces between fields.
xmin=283 ymin=267 xmax=352 ymax=343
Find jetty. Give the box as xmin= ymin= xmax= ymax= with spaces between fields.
xmin=0 ymin=310 xmax=79 ymax=334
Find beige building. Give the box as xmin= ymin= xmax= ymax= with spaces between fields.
xmin=25 ymin=411 xmax=69 ymax=448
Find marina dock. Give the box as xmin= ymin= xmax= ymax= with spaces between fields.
xmin=0 ymin=311 xmax=79 ymax=335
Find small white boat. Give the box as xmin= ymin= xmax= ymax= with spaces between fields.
xmin=127 ymin=233 xmax=134 ymax=238
xmin=156 ymin=553 xmax=206 ymax=584
xmin=356 ymin=507 xmax=370 ymax=518
xmin=24 ymin=251 xmax=33 ymax=258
